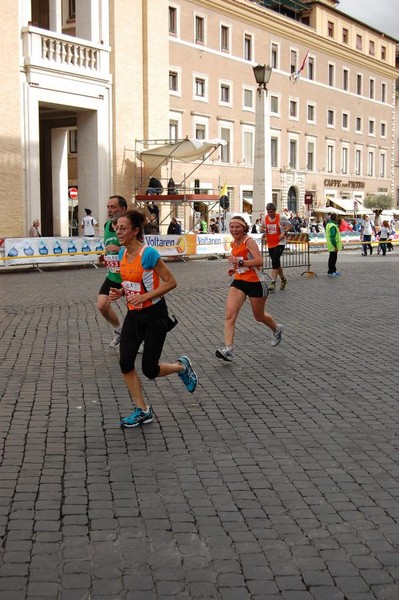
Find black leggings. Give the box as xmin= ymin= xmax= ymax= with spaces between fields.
xmin=119 ymin=300 xmax=168 ymax=379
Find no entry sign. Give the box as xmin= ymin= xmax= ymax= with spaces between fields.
xmin=69 ymin=187 xmax=78 ymax=200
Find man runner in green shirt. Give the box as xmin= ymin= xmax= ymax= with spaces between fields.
xmin=97 ymin=195 xmax=128 ymax=347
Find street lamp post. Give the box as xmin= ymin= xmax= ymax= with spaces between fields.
xmin=252 ymin=64 xmax=273 ymax=225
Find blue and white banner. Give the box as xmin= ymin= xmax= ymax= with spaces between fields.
xmin=2 ymin=237 xmax=104 ymax=266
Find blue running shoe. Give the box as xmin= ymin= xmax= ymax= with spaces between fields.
xmin=120 ymin=406 xmax=153 ymax=428
xmin=177 ymin=356 xmax=198 ymax=393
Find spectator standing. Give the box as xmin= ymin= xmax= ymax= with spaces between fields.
xmin=360 ymin=215 xmax=374 ymax=256
xmin=251 ymin=219 xmax=261 ymax=234
xmin=379 ymin=220 xmax=390 ymax=256
xmin=81 ymin=208 xmax=98 ymax=237
xmin=167 ymin=217 xmax=182 ymax=235
xmin=209 ymin=218 xmax=219 ymax=233
xmin=145 ymin=213 xmax=159 ymax=234
xmin=199 ymin=218 xmax=208 ymax=233
xmin=326 ymin=213 xmax=342 ymax=277
xmin=28 ymin=219 xmax=41 ymax=237
xmin=97 ymin=195 xmax=127 ymax=348
xmin=263 ymin=203 xmax=292 ymax=292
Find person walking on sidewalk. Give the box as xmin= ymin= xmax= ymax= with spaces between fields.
xmin=97 ymin=195 xmax=127 ymax=348
xmin=216 ymin=215 xmax=283 ymax=363
xmin=326 ymin=213 xmax=342 ymax=277
xmin=263 ymin=203 xmax=292 ymax=292
xmin=109 ymin=210 xmax=198 ymax=428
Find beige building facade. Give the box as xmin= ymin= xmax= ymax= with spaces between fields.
xmin=1 ymin=0 xmax=397 ymax=237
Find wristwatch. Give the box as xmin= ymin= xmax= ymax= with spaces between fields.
xmin=238 ymin=259 xmax=244 ymax=268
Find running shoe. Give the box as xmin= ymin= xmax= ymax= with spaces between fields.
xmin=177 ymin=356 xmax=198 ymax=393
xmin=271 ymin=324 xmax=284 ymax=347
xmin=215 ymin=347 xmax=234 ymax=362
xmin=328 ymin=272 xmax=342 ymax=277
xmin=280 ymin=277 xmax=287 ymax=291
xmin=269 ymin=281 xmax=276 ymax=293
xmin=109 ymin=329 xmax=121 ymax=348
xmin=120 ymin=406 xmax=153 ymax=428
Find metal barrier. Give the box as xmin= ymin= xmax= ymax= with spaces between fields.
xmin=261 ymin=232 xmax=316 ymax=278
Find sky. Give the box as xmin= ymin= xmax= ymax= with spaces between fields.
xmin=338 ymin=0 xmax=399 ymax=40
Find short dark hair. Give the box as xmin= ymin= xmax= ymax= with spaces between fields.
xmin=266 ymin=203 xmax=276 ymax=211
xmin=109 ymin=195 xmax=127 ymax=210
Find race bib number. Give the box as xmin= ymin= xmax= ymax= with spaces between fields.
xmin=104 ymin=254 xmax=120 ymax=273
xmin=122 ymin=281 xmax=143 ymax=308
xmin=267 ymin=224 xmax=278 ymax=235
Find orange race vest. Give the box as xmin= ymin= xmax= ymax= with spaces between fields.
xmin=265 ymin=213 xmax=282 ymax=249
xmin=120 ymin=247 xmax=161 ymax=311
xmin=231 ymin=236 xmax=264 ymax=283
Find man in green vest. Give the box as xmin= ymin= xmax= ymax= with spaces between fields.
xmin=325 ymin=213 xmax=343 ymax=277
xmin=97 ymin=195 xmax=128 ymax=347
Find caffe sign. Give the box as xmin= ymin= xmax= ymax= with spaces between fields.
xmin=324 ymin=179 xmax=365 ymax=189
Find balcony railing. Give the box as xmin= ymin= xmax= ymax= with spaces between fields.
xmin=22 ymin=26 xmax=110 ymax=80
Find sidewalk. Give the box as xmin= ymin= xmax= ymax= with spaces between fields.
xmin=0 ymin=253 xmax=398 ymax=600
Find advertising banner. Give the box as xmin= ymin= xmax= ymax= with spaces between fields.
xmin=2 ymin=237 xmax=104 ymax=266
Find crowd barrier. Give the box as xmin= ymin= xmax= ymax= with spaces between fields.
xmin=1 ymin=232 xmax=397 ymax=271
xmin=261 ymin=233 xmax=316 ymax=278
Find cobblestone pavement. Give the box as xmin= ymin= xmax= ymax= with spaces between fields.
xmin=0 ymin=252 xmax=398 ymax=600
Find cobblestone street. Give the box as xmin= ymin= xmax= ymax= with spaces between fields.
xmin=0 ymin=252 xmax=398 ymax=600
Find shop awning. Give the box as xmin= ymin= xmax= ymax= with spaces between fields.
xmin=331 ymin=199 xmax=373 ymax=214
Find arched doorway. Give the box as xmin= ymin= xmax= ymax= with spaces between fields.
xmin=287 ymin=186 xmax=298 ymax=214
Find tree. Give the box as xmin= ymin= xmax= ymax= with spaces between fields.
xmin=363 ymin=194 xmax=393 ymax=224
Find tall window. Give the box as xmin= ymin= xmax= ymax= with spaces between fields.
xmin=327 ymin=109 xmax=335 ymax=127
xmin=307 ymin=103 xmax=315 ymax=123
xmin=356 ymin=34 xmax=363 ymax=50
xmin=244 ymin=34 xmax=252 ymax=61
xmin=271 ymin=137 xmax=278 ymax=168
xmin=342 ymin=112 xmax=349 ymax=129
xmin=68 ymin=129 xmax=77 ymax=154
xmin=380 ymin=152 xmax=386 ymax=177
xmin=327 ymin=144 xmax=334 ymax=173
xmin=341 ymin=147 xmax=348 ymax=174
xmin=194 ymin=77 xmax=205 ymax=98
xmin=328 ymin=64 xmax=335 ymax=87
xmin=270 ymin=95 xmax=279 ymax=115
xmin=169 ymin=120 xmax=178 ymax=141
xmin=381 ymin=46 xmax=386 ymax=60
xmin=289 ymin=139 xmax=297 ymax=169
xmin=343 ymin=68 xmax=349 ymax=91
xmin=195 ymin=123 xmax=206 ymax=140
xmin=369 ymin=40 xmax=375 ymax=56
xmin=195 ymin=16 xmax=204 ymax=43
xmin=243 ymin=130 xmax=254 ymax=166
xmin=220 ymin=127 xmax=231 ymax=163
xmin=271 ymin=43 xmax=278 ymax=69
xmin=289 ymin=100 xmax=298 ymax=118
xmin=381 ymin=83 xmax=387 ymax=103
xmin=220 ymin=25 xmax=230 ymax=52
xmin=327 ymin=21 xmax=334 ymax=37
xmin=307 ymin=56 xmax=314 ymax=80
xmin=368 ymin=119 xmax=375 ymax=135
xmin=381 ymin=122 xmax=387 ymax=137
xmin=220 ymin=83 xmax=231 ymax=104
xmin=368 ymin=151 xmax=374 ymax=176
xmin=169 ymin=70 xmax=178 ymax=92
xmin=355 ymin=117 xmax=362 ymax=133
xmin=243 ymin=88 xmax=253 ymax=110
xmin=369 ymin=79 xmax=375 ymax=99
xmin=356 ymin=74 xmax=362 ymax=95
xmin=68 ymin=0 xmax=76 ymax=19
xmin=290 ymin=50 xmax=297 ymax=76
xmin=307 ymin=141 xmax=315 ymax=171
xmin=355 ymin=149 xmax=361 ymax=175
xmin=169 ymin=6 xmax=177 ymax=34
xmin=342 ymin=28 xmax=348 ymax=43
